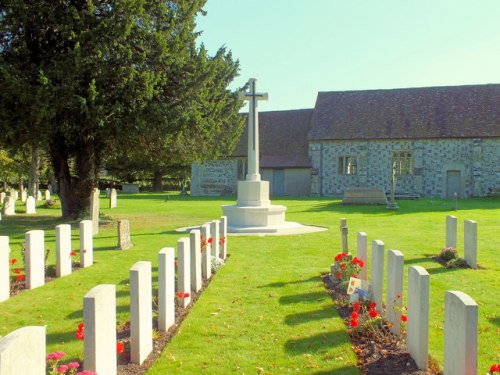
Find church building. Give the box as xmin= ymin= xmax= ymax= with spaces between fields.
xmin=191 ymin=84 xmax=500 ymax=199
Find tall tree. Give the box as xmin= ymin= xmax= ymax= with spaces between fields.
xmin=0 ymin=1 xmax=242 ymax=218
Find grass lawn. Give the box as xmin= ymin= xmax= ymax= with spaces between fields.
xmin=1 ymin=193 xmax=499 ymax=374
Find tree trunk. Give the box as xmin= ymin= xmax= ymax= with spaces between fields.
xmin=28 ymin=147 xmax=40 ymax=198
xmin=152 ymin=170 xmax=163 ymax=192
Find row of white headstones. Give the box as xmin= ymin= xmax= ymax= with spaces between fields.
xmin=0 ymin=217 xmax=228 ymax=375
xmin=339 ymin=217 xmax=479 ymax=375
xmin=1 ymin=189 xmax=51 ymax=216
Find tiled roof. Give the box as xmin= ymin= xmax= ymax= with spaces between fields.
xmin=308 ymin=84 xmax=500 ymax=140
xmin=232 ymin=109 xmax=313 ymax=168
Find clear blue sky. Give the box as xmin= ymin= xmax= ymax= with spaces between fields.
xmin=196 ymin=0 xmax=500 ymax=112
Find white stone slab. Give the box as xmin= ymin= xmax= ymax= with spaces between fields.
xmin=25 ymin=196 xmax=36 ymax=214
xmin=220 ymin=216 xmax=228 ymax=259
xmin=2 ymin=196 xmax=15 ymax=216
xmin=357 ymin=232 xmax=368 ymax=280
xmin=84 ymin=284 xmax=117 ymax=375
xmin=20 ymin=190 xmax=27 ymax=203
xmin=105 ymin=187 xmax=111 ymax=198
xmin=44 ymin=190 xmax=50 ymax=200
xmin=25 ymin=230 xmax=45 ymax=290
xmin=0 ymin=326 xmax=46 ymax=375
xmin=177 ymin=237 xmax=191 ymax=308
xmin=56 ymin=224 xmax=72 ymax=277
xmin=210 ymin=220 xmax=220 ymax=258
xmin=444 ymin=291 xmax=478 ymax=375
xmin=464 ymin=220 xmax=477 ymax=268
xmin=446 ymin=215 xmax=457 ymax=249
xmin=36 ymin=190 xmax=42 ymax=201
xmin=190 ymin=229 xmax=202 ymax=293
xmin=130 ymin=261 xmax=153 ymax=365
xmin=386 ymin=250 xmax=404 ymax=335
xmin=80 ymin=220 xmax=93 ymax=268
xmin=370 ymin=240 xmax=385 ymax=313
xmin=0 ymin=192 xmax=5 ymax=203
xmin=201 ymin=223 xmax=212 ymax=280
xmin=0 ymin=236 xmax=10 ymax=302
xmin=158 ymin=248 xmax=175 ymax=331
xmin=90 ymin=188 xmax=99 ymax=235
xmin=340 ymin=218 xmax=348 ymax=253
xmin=117 ymin=220 xmax=132 ymax=250
xmin=407 ymin=265 xmax=429 ymax=370
xmin=109 ymin=188 xmax=117 ymax=209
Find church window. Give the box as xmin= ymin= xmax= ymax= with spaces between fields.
xmin=393 ymin=151 xmax=413 ymax=175
xmin=338 ymin=156 xmax=358 ymax=175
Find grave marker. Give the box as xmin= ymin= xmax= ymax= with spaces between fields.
xmin=0 ymin=326 xmax=46 ymax=375
xmin=0 ymin=192 xmax=5 ymax=203
xmin=56 ymin=224 xmax=72 ymax=277
xmin=190 ymin=229 xmax=202 ymax=293
xmin=36 ymin=190 xmax=42 ymax=201
xmin=109 ymin=188 xmax=117 ymax=209
xmin=357 ymin=232 xmax=368 ymax=280
xmin=90 ymin=188 xmax=99 ymax=235
xmin=105 ymin=187 xmax=111 ymax=198
xmin=44 ymin=190 xmax=50 ymax=200
xmin=178 ymin=237 xmax=191 ymax=308
xmin=20 ymin=190 xmax=27 ymax=203
xmin=444 ymin=291 xmax=478 ymax=375
xmin=0 ymin=236 xmax=10 ymax=302
xmin=80 ymin=220 xmax=93 ymax=268
xmin=464 ymin=220 xmax=477 ymax=268
xmin=201 ymin=223 xmax=212 ymax=280
xmin=211 ymin=220 xmax=220 ymax=258
xmin=130 ymin=261 xmax=153 ymax=365
xmin=446 ymin=215 xmax=457 ymax=249
xmin=2 ymin=196 xmax=16 ymax=215
xmin=340 ymin=218 xmax=348 ymax=253
xmin=117 ymin=220 xmax=132 ymax=250
xmin=220 ymin=216 xmax=228 ymax=259
xmin=84 ymin=284 xmax=117 ymax=375
xmin=158 ymin=248 xmax=175 ymax=331
xmin=407 ymin=265 xmax=429 ymax=370
xmin=386 ymin=250 xmax=404 ymax=335
xmin=370 ymin=240 xmax=385 ymax=313
xmin=25 ymin=230 xmax=45 ymax=290
xmin=25 ymin=196 xmax=36 ymax=214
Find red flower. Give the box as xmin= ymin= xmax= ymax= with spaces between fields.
xmin=71 ymin=251 xmax=77 ymax=257
xmin=340 ymin=264 xmax=346 ymax=270
xmin=396 ymin=294 xmax=401 ymax=299
xmin=67 ymin=362 xmax=79 ymax=369
xmin=351 ymin=311 xmax=359 ymax=319
xmin=14 ymin=268 xmax=21 ymax=274
xmin=490 ymin=364 xmax=500 ymax=373
xmin=353 ymin=302 xmax=360 ymax=312
xmin=10 ymin=258 xmax=17 ymax=264
xmin=357 ymin=259 xmax=364 ymax=268
xmin=78 ymin=322 xmax=84 ymax=331
xmin=369 ymin=302 xmax=377 ymax=309
xmin=207 ymin=238 xmax=213 ymax=244
xmin=219 ymin=237 xmax=225 ymax=244
xmin=16 ymin=274 xmax=24 ymax=281
xmin=369 ymin=309 xmax=378 ymax=318
xmin=56 ymin=365 xmax=68 ymax=373
xmin=177 ymin=292 xmax=183 ymax=298
xmin=183 ymin=292 xmax=190 ymax=298
xmin=117 ymin=341 xmax=125 ymax=354
xmin=75 ymin=330 xmax=84 ymax=340
xmin=401 ymin=314 xmax=408 ymax=322
xmin=83 ymin=249 xmax=87 ymax=253
xmin=352 ymin=274 xmax=358 ymax=278
xmin=335 ymin=273 xmax=341 ymax=279
xmin=349 ymin=319 xmax=359 ymax=328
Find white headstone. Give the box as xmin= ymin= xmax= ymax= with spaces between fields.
xmin=340 ymin=218 xmax=348 ymax=253
xmin=80 ymin=220 xmax=93 ymax=268
xmin=0 ymin=236 xmax=10 ymax=302
xmin=177 ymin=237 xmax=191 ymax=308
xmin=446 ymin=215 xmax=457 ymax=249
xmin=386 ymin=250 xmax=404 ymax=335
xmin=117 ymin=220 xmax=132 ymax=250
xmin=0 ymin=326 xmax=46 ymax=375
xmin=90 ymin=188 xmax=99 ymax=235
xmin=56 ymin=224 xmax=72 ymax=277
xmin=190 ymin=229 xmax=202 ymax=293
xmin=370 ymin=240 xmax=385 ymax=313
xmin=2 ymin=196 xmax=16 ymax=215
xmin=200 ymin=223 xmax=211 ymax=280
xmin=0 ymin=192 xmax=5 ymax=203
xmin=25 ymin=196 xmax=36 ymax=214
xmin=210 ymin=220 xmax=220 ymax=258
xmin=10 ymin=190 xmax=17 ymax=200
xmin=444 ymin=291 xmax=478 ymax=375
xmin=25 ymin=230 xmax=45 ymax=290
xmin=84 ymin=284 xmax=117 ymax=375
xmin=44 ymin=190 xmax=50 ymax=201
xmin=356 ymin=232 xmax=368 ymax=280
xmin=464 ymin=220 xmax=477 ymax=268
xmin=158 ymin=248 xmax=175 ymax=332
xmin=36 ymin=190 xmax=42 ymax=201
xmin=105 ymin=187 xmax=111 ymax=198
xmin=20 ymin=190 xmax=27 ymax=203
xmin=407 ymin=265 xmax=429 ymax=370
xmin=220 ymin=216 xmax=228 ymax=259
xmin=130 ymin=261 xmax=153 ymax=365
xmin=109 ymin=188 xmax=117 ymax=209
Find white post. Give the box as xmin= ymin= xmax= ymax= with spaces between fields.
xmin=464 ymin=220 xmax=477 ymax=268
xmin=190 ymin=230 xmax=202 ymax=293
xmin=220 ymin=216 xmax=228 ymax=259
xmin=56 ymin=224 xmax=72 ymax=277
xmin=177 ymin=237 xmax=191 ymax=308
xmin=446 ymin=215 xmax=457 ymax=249
xmin=90 ymin=188 xmax=99 ymax=235
xmin=356 ymin=232 xmax=368 ymax=280
xmin=80 ymin=220 xmax=93 ymax=268
xmin=158 ymin=248 xmax=175 ymax=332
xmin=25 ymin=230 xmax=45 ymax=290
xmin=201 ymin=223 xmax=212 ymax=280
xmin=211 ymin=220 xmax=220 ymax=258
xmin=109 ymin=188 xmax=117 ymax=208
xmin=0 ymin=236 xmax=10 ymax=302
xmin=0 ymin=326 xmax=46 ymax=375
xmin=84 ymin=284 xmax=117 ymax=375
xmin=386 ymin=250 xmax=404 ymax=335
xmin=130 ymin=261 xmax=153 ymax=365
xmin=407 ymin=265 xmax=429 ymax=370
xmin=370 ymin=240 xmax=385 ymax=313
xmin=340 ymin=218 xmax=348 ymax=253
xmin=444 ymin=291 xmax=478 ymax=375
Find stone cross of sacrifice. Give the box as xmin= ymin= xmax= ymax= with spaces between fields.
xmin=239 ymin=78 xmax=268 ymax=181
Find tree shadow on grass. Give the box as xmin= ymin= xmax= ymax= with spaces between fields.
xmin=284 ymin=330 xmax=346 ymax=355
xmin=311 ymin=366 xmax=359 ymax=375
xmin=279 ymin=291 xmax=328 ymax=305
xmin=488 ymin=315 xmax=500 ymax=327
xmin=284 ymin=305 xmax=337 ymax=326
xmin=259 ymin=276 xmax=321 ymax=289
